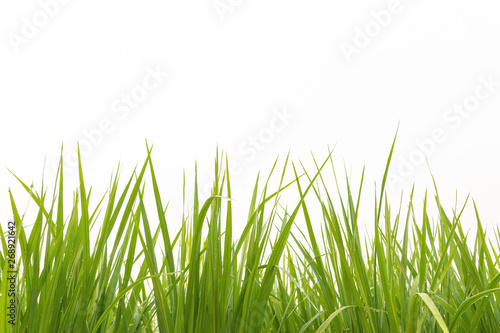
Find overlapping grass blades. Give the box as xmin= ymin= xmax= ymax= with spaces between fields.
xmin=2 ymin=140 xmax=500 ymax=332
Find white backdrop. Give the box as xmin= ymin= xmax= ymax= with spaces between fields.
xmin=1 ymin=0 xmax=499 ymax=236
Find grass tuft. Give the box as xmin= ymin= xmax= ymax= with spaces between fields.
xmin=2 ymin=140 xmax=500 ymax=332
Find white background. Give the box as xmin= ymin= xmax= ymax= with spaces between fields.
xmin=1 ymin=0 xmax=499 ymax=237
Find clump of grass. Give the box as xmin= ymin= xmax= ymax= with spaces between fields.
xmin=2 ymin=139 xmax=500 ymax=332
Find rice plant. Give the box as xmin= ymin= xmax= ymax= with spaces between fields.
xmin=2 ymin=138 xmax=500 ymax=332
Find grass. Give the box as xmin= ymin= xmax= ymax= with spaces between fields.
xmin=2 ymin=138 xmax=500 ymax=332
